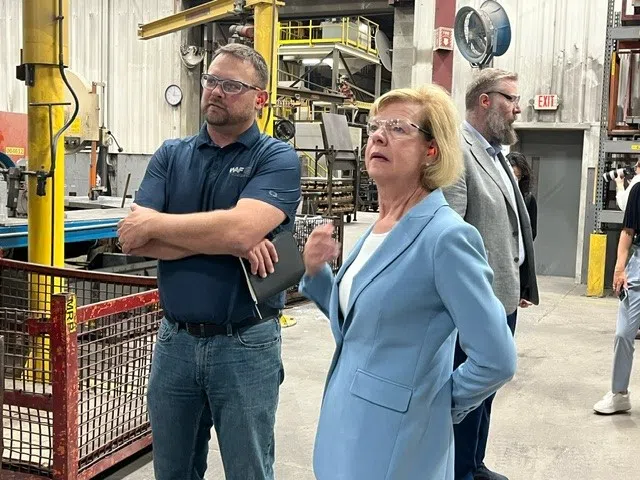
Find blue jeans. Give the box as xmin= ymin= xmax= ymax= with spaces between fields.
xmin=147 ymin=317 xmax=284 ymax=480
xmin=453 ymin=310 xmax=517 ymax=480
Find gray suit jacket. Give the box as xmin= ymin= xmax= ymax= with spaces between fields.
xmin=443 ymin=122 xmax=539 ymax=314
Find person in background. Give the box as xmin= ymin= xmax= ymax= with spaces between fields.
xmin=443 ymin=68 xmax=538 ymax=480
xmin=594 ymin=170 xmax=640 ymax=415
xmin=507 ymin=152 xmax=537 ymax=241
xmin=117 ymin=43 xmax=301 ymax=480
xmin=299 ymin=85 xmax=517 ymax=480
xmin=614 ymin=161 xmax=640 ymax=213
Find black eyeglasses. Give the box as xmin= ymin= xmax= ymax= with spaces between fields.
xmin=485 ymin=91 xmax=521 ymax=105
xmin=201 ymin=74 xmax=262 ymax=95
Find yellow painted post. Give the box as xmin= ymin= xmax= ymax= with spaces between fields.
xmin=254 ymin=2 xmax=279 ymax=136
xmin=23 ymin=0 xmax=70 ymax=381
xmin=24 ymin=0 xmax=68 ymax=268
xmin=586 ymin=233 xmax=607 ymax=297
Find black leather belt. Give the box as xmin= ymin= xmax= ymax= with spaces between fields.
xmin=168 ymin=309 xmax=280 ymax=338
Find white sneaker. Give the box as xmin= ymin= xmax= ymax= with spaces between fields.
xmin=593 ymin=391 xmax=631 ymax=414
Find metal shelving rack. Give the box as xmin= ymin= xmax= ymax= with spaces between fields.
xmin=595 ymin=0 xmax=640 ymax=229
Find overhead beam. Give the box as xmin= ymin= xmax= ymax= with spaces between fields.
xmin=138 ymin=0 xmax=283 ymax=40
xmin=279 ymin=0 xmax=392 ymax=20
xmin=138 ymin=0 xmax=239 ymax=39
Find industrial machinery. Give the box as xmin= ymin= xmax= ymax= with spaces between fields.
xmin=278 ymin=15 xmax=384 ymax=116
xmin=0 ymin=69 xmax=128 ymax=260
xmin=298 ymin=113 xmax=360 ymax=222
xmin=0 ymin=70 xmax=122 ymax=216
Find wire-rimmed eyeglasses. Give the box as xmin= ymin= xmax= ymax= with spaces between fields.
xmin=367 ymin=118 xmax=433 ymax=140
xmin=201 ymin=73 xmax=262 ymax=95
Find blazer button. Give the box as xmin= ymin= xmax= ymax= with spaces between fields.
xmin=514 ymin=257 xmax=519 ymax=263
xmin=512 ymin=230 xmax=518 ymax=237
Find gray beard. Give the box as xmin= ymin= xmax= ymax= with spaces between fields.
xmin=486 ymin=108 xmax=518 ymax=145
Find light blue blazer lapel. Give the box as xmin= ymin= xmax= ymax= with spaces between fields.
xmin=342 ymin=190 xmax=449 ymax=321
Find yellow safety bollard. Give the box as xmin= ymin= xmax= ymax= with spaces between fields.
xmin=587 ymin=232 xmax=607 ymax=297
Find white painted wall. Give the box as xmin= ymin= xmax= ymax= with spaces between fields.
xmin=0 ymin=0 xmax=200 ymax=155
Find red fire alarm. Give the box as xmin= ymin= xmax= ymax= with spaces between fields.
xmin=434 ymin=27 xmax=454 ymax=51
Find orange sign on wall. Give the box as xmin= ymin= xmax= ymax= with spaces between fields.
xmin=0 ymin=112 xmax=28 ymax=162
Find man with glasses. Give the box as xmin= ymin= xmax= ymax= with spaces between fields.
xmin=443 ymin=68 xmax=538 ymax=480
xmin=117 ymin=43 xmax=301 ymax=480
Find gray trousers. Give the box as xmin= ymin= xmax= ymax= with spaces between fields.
xmin=612 ymin=249 xmax=640 ymax=393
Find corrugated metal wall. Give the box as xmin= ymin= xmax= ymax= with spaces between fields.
xmin=0 ymin=0 xmax=195 ymax=155
xmin=451 ymin=0 xmax=608 ymax=125
xmin=0 ymin=1 xmax=23 ymax=114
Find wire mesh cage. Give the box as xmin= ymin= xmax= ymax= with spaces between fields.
xmin=76 ymin=295 xmax=160 ymax=474
xmin=1 ymin=214 xmax=341 ymax=478
xmin=288 ymin=215 xmax=344 ymax=302
xmin=0 ymin=258 xmax=159 ymax=480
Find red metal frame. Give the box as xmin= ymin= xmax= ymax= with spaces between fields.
xmin=77 ymin=437 xmax=153 ymax=480
xmin=0 ymin=258 xmax=157 ymax=287
xmin=76 ymin=289 xmax=159 ymax=324
xmin=2 ymin=473 xmax=47 ymax=480
xmin=51 ymin=294 xmax=80 ymax=480
xmin=2 ymin=260 xmax=160 ymax=480
xmin=621 ymin=0 xmax=640 ymax=24
xmin=3 ymin=390 xmax=53 ymax=410
xmin=1 ymin=335 xmax=3 ymax=464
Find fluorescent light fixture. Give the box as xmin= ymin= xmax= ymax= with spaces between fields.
xmin=301 ymin=58 xmax=333 ymax=66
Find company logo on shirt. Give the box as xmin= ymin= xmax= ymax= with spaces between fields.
xmin=229 ymin=166 xmax=245 ymax=176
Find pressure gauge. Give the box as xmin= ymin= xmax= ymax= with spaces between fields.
xmin=164 ymin=84 xmax=183 ymax=106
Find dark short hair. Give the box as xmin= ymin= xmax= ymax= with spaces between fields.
xmin=507 ymin=151 xmax=533 ymax=195
xmin=210 ymin=43 xmax=269 ymax=89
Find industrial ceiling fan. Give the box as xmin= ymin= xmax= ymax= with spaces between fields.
xmin=454 ymin=0 xmax=511 ymax=68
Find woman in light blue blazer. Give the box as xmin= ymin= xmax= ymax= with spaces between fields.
xmin=299 ymin=85 xmax=517 ymax=480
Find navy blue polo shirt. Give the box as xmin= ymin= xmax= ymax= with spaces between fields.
xmin=135 ymin=122 xmax=301 ymax=325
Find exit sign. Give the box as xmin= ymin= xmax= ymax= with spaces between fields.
xmin=534 ymin=94 xmax=559 ymax=110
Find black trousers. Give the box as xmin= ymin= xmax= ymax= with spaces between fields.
xmin=453 ymin=310 xmax=518 ymax=480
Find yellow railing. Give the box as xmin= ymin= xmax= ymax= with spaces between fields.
xmin=279 ymin=17 xmax=378 ymax=56
xmin=299 ymin=151 xmax=327 ymax=177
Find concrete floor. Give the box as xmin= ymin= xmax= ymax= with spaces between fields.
xmin=103 ymin=213 xmax=638 ymax=480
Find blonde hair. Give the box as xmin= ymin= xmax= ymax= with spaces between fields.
xmin=370 ymin=85 xmax=463 ymax=190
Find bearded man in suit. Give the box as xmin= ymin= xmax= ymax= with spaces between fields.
xmin=443 ymin=68 xmax=539 ymax=480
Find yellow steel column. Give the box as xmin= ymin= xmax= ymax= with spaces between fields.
xmin=253 ymin=2 xmax=279 ymax=136
xmin=24 ymin=0 xmax=68 ymax=268
xmin=586 ymin=233 xmax=607 ymax=297
xmin=23 ymin=0 xmax=70 ymax=382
